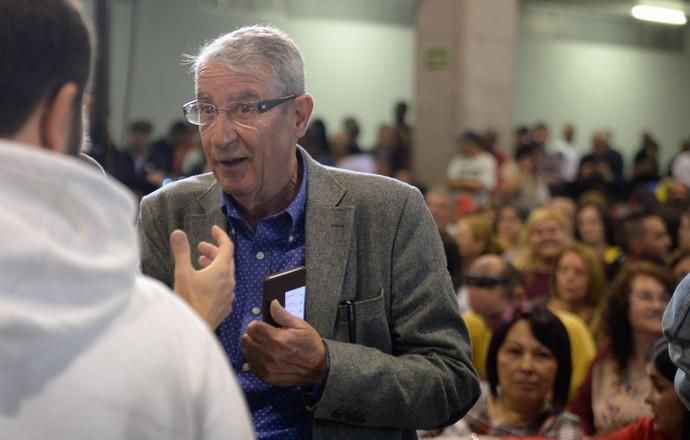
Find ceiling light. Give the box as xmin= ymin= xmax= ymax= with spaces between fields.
xmin=631 ymin=3 xmax=687 ymax=25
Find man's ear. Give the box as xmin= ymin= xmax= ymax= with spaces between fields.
xmin=41 ymin=82 xmax=79 ymax=153
xmin=293 ymin=94 xmax=314 ymax=139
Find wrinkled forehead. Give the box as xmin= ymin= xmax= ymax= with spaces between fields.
xmin=195 ymin=61 xmax=280 ymax=100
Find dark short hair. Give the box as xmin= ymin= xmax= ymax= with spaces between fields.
xmin=486 ymin=304 xmax=572 ymax=411
xmin=605 ymin=261 xmax=674 ymax=374
xmin=0 ymin=0 xmax=92 ymax=137
xmin=128 ymin=120 xmax=154 ymax=135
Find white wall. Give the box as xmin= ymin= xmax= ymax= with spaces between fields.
xmin=514 ymin=4 xmax=690 ymax=172
xmin=83 ymin=0 xmax=414 ymax=149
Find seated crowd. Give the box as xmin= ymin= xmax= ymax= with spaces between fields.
xmin=416 ymin=123 xmax=690 ymax=439
xmin=99 ymin=112 xmax=690 ymax=440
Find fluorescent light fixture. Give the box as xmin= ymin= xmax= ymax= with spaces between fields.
xmin=631 ymin=4 xmax=687 ymax=25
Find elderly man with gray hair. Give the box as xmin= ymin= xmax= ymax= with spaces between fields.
xmin=139 ymin=25 xmax=479 ymax=440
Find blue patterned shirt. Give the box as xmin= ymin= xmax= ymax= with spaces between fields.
xmin=218 ymin=152 xmax=311 ymax=440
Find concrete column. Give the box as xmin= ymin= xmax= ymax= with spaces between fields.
xmin=414 ymin=0 xmax=518 ymax=187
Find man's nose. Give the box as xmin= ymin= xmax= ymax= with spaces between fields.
xmin=208 ymin=113 xmax=239 ymax=146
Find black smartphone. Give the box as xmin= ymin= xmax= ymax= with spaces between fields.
xmin=262 ymin=266 xmax=306 ymax=326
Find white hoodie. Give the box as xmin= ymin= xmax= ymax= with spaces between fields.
xmin=0 ymin=140 xmax=254 ymax=439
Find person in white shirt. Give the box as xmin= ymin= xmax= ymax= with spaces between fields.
xmin=551 ymin=123 xmax=581 ymax=183
xmin=446 ymin=131 xmax=497 ymax=204
xmin=0 ymin=1 xmax=253 ymax=438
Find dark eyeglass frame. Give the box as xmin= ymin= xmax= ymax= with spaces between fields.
xmin=182 ymin=94 xmax=298 ymax=126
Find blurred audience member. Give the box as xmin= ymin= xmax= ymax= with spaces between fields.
xmin=343 ymin=116 xmax=362 ymax=154
xmin=577 ymin=130 xmax=624 ymax=199
xmin=298 ymin=118 xmax=332 ymax=166
xmin=454 ymin=214 xmax=503 ymax=313
xmin=622 ymin=212 xmax=672 ymax=265
xmin=547 ymin=243 xmax=606 ymax=338
xmin=551 ymin=123 xmax=581 ymax=183
xmin=499 ymin=144 xmax=550 ymax=212
xmin=461 ymin=256 xmax=595 ymax=401
xmin=668 ymin=249 xmax=690 ymax=285
xmin=571 ymin=262 xmax=674 ymax=435
xmin=146 ymin=119 xmax=196 ymax=182
xmin=447 ymin=130 xmax=497 ymax=205
xmin=429 ymin=305 xmax=583 ymax=439
xmin=495 ymin=204 xmax=526 ymax=261
xmin=669 ymin=139 xmax=690 ymax=184
xmin=515 ymin=207 xmax=572 ymax=302
xmin=548 ymin=196 xmax=577 ymax=235
xmin=392 ymin=101 xmax=413 ymax=173
xmin=595 ymin=337 xmax=690 ymax=440
xmin=575 ymin=201 xmax=622 ymax=271
xmin=426 ymin=186 xmax=461 ymax=288
xmin=632 ymin=131 xmax=661 ymax=184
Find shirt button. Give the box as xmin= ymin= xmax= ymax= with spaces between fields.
xmin=251 ymin=307 xmax=261 ymax=316
xmin=288 ymin=235 xmax=294 ymax=243
xmin=242 ymin=362 xmax=250 ymax=372
xmin=256 ymin=251 xmax=264 ymax=260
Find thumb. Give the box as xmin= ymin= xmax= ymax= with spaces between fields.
xmin=271 ymin=299 xmax=302 ymax=328
xmin=171 ymin=229 xmax=193 ymax=277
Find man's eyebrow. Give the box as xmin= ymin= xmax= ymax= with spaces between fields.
xmin=230 ymin=91 xmax=261 ymax=101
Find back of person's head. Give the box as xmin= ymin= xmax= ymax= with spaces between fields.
xmin=457 ymin=214 xmax=503 ymax=256
xmin=128 ymin=120 xmax=153 ymax=135
xmin=0 ymin=0 xmax=91 ymax=140
xmin=188 ymin=24 xmax=305 ymax=96
xmin=605 ymin=261 xmax=674 ymax=373
xmin=166 ymin=120 xmax=194 ymax=145
xmin=486 ymin=304 xmax=572 ymax=411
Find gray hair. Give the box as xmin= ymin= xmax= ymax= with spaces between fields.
xmin=187 ymin=25 xmax=305 ymax=96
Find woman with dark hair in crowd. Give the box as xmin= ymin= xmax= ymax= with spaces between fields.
xmin=547 ymin=243 xmax=606 ymax=338
xmin=426 ymin=304 xmax=582 ymax=439
xmin=571 ymin=262 xmax=675 ymax=435
xmin=495 ymin=204 xmax=526 ymax=262
xmin=595 ymin=337 xmax=690 ymax=440
xmin=574 ymin=201 xmax=621 ymax=273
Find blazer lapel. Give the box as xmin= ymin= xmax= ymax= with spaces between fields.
xmin=184 ymin=179 xmax=227 ymax=264
xmin=303 ymin=152 xmax=354 ymax=338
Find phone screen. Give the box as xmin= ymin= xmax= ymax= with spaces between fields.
xmin=262 ymin=266 xmax=306 ymax=326
xmin=284 ymin=286 xmax=306 ymax=319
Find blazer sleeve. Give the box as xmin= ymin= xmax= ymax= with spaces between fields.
xmin=663 ymin=273 xmax=690 ymax=410
xmin=313 ymin=185 xmax=481 ymax=430
xmin=137 ymin=192 xmax=174 ymax=288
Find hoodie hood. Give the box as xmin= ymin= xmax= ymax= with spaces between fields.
xmin=0 ymin=140 xmax=139 ymax=367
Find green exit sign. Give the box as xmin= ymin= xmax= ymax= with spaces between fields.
xmin=426 ymin=47 xmax=449 ymax=71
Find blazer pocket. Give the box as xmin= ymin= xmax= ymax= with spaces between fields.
xmin=336 ymin=289 xmax=392 ymax=353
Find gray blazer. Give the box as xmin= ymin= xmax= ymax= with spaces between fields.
xmin=663 ymin=273 xmax=690 ymax=410
xmin=138 ymin=149 xmax=480 ymax=439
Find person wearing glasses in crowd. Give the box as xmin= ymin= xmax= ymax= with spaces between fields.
xmin=138 ymin=25 xmax=480 ymax=440
xmin=460 ymin=255 xmax=595 ymax=401
xmin=571 ymin=262 xmax=674 ymax=435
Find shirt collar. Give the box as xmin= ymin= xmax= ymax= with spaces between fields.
xmin=221 ymin=149 xmax=307 ymax=233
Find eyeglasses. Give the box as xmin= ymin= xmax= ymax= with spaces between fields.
xmin=463 ymin=273 xmax=510 ymax=288
xmin=630 ymin=291 xmax=671 ymax=304
xmin=182 ymin=94 xmax=297 ymax=126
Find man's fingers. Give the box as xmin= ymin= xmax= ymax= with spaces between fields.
xmin=271 ymin=299 xmax=302 ymax=329
xmin=170 ymin=229 xmax=192 ymax=275
xmin=198 ymin=255 xmax=212 ymax=269
xmin=198 ymin=241 xmax=219 ymax=261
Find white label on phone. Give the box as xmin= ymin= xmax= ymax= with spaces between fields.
xmin=285 ymin=286 xmax=306 ymax=320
